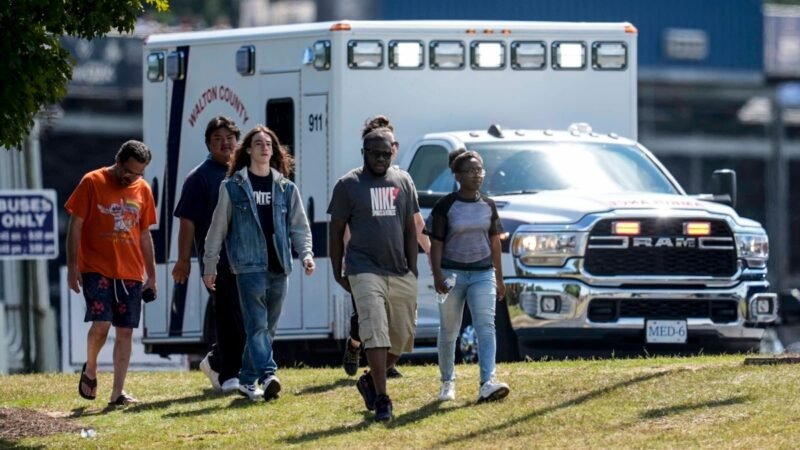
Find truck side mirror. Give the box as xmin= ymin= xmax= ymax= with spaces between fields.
xmin=711 ymin=169 xmax=737 ymax=209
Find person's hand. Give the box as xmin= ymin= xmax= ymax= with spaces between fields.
xmin=335 ymin=275 xmax=351 ymax=293
xmin=496 ymin=280 xmax=506 ymax=301
xmin=172 ymin=259 xmax=190 ymax=283
xmin=203 ymin=274 xmax=216 ymax=291
xmin=143 ymin=277 xmax=157 ymax=297
xmin=433 ymin=273 xmax=449 ymax=295
xmin=303 ymin=258 xmax=316 ymax=276
xmin=67 ymin=265 xmax=81 ymax=294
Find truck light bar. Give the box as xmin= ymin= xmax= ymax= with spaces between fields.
xmin=592 ymin=42 xmax=627 ymax=70
xmin=684 ymin=222 xmax=711 ymax=236
xmin=511 ymin=41 xmax=546 ymax=70
xmin=552 ymin=42 xmax=586 ymax=70
xmin=430 ymin=41 xmax=465 ymax=69
xmin=612 ymin=221 xmax=640 ymax=235
xmin=348 ymin=40 xmax=383 ymax=69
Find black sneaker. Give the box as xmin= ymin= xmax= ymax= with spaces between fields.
xmin=374 ymin=394 xmax=393 ymax=422
xmin=342 ymin=338 xmax=361 ymax=376
xmin=386 ymin=366 xmax=403 ymax=379
xmin=261 ymin=374 xmax=281 ymax=401
xmin=356 ymin=371 xmax=377 ymax=411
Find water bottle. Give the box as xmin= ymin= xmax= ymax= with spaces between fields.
xmin=435 ymin=273 xmax=458 ymax=304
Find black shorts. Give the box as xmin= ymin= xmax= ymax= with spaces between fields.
xmin=82 ymin=272 xmax=143 ymax=328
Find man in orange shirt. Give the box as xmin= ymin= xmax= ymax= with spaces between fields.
xmin=66 ymin=140 xmax=157 ymax=406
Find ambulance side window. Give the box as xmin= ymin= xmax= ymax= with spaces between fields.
xmin=266 ymin=98 xmax=295 ymax=181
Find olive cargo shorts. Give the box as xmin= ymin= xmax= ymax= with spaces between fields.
xmin=349 ymin=272 xmax=417 ymax=356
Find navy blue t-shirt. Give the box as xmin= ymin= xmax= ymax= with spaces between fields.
xmin=248 ymin=170 xmax=283 ymax=274
xmin=174 ymin=156 xmax=229 ymax=270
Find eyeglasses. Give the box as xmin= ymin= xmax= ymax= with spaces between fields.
xmin=391 ymin=141 xmax=399 ymax=148
xmin=459 ymin=168 xmax=486 ymax=177
xmin=364 ymin=149 xmax=393 ymax=160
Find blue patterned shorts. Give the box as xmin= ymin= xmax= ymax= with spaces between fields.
xmin=82 ymin=273 xmax=143 ymax=328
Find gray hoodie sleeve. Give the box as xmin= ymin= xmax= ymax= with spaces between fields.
xmin=288 ymin=184 xmax=314 ymax=261
xmin=203 ymin=182 xmax=232 ymax=276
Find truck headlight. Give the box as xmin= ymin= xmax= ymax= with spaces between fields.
xmin=511 ymin=232 xmax=587 ymax=266
xmin=735 ymin=234 xmax=769 ymax=268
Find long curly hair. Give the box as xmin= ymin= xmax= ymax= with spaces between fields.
xmin=228 ymin=125 xmax=295 ymax=177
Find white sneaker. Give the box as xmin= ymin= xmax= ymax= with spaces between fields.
xmin=238 ymin=383 xmax=264 ymax=402
xmin=439 ymin=380 xmax=456 ymax=401
xmin=261 ymin=374 xmax=281 ymax=401
xmin=220 ymin=378 xmax=240 ymax=394
xmin=478 ymin=379 xmax=510 ymax=403
xmin=199 ymin=354 xmax=221 ymax=390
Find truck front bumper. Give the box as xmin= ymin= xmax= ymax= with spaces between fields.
xmin=504 ymin=277 xmax=778 ymax=344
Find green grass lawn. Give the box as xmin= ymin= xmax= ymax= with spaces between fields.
xmin=1 ymin=355 xmax=799 ymax=448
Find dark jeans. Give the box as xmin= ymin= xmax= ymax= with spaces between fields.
xmin=207 ymin=265 xmax=245 ymax=383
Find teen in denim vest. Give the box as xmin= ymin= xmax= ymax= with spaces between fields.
xmin=203 ymin=125 xmax=315 ymax=402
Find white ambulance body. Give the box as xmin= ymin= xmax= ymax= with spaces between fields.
xmin=141 ymin=20 xmax=638 ymax=356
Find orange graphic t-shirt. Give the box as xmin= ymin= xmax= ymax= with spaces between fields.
xmin=65 ymin=168 xmax=157 ymax=281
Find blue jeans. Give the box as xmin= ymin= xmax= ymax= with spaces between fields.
xmin=437 ymin=268 xmax=497 ymax=385
xmin=236 ymin=271 xmax=287 ymax=385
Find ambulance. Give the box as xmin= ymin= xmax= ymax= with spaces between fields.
xmin=139 ymin=20 xmax=776 ymax=360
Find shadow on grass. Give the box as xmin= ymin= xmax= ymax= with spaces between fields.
xmin=0 ymin=439 xmax=45 ymax=449
xmin=70 ymin=404 xmax=121 ymax=417
xmin=437 ymin=369 xmax=676 ymax=446
xmin=640 ymin=395 xmax=750 ymax=419
xmin=161 ymin=395 xmax=271 ymax=418
xmin=295 ymin=378 xmax=353 ymax=395
xmin=117 ymin=390 xmax=223 ymax=414
xmin=280 ymin=400 xmax=468 ymax=444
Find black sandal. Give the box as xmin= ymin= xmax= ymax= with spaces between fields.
xmin=78 ymin=362 xmax=97 ymax=400
xmin=108 ymin=392 xmax=139 ymax=406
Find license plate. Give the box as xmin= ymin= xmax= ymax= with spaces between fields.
xmin=646 ymin=320 xmax=687 ymax=344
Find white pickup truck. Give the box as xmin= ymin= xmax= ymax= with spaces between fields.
xmin=404 ymin=123 xmax=778 ymax=358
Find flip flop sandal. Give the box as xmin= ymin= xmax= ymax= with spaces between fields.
xmin=108 ymin=392 xmax=139 ymax=406
xmin=78 ymin=362 xmax=97 ymax=400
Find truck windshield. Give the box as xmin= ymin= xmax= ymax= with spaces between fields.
xmin=411 ymin=141 xmax=679 ymax=196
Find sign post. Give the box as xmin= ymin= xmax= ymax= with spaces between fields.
xmin=0 ymin=190 xmax=58 ymax=260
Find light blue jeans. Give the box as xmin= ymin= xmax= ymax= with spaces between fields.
xmin=437 ymin=268 xmax=497 ymax=385
xmin=236 ymin=271 xmax=287 ymax=385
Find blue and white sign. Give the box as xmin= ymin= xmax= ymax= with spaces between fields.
xmin=0 ymin=190 xmax=58 ymax=260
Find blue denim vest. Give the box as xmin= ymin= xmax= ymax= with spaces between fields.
xmin=223 ymin=168 xmax=295 ymax=275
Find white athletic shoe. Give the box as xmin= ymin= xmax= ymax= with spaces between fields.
xmin=220 ymin=378 xmax=240 ymax=394
xmin=199 ymin=354 xmax=221 ymax=390
xmin=238 ymin=383 xmax=264 ymax=402
xmin=478 ymin=379 xmax=510 ymax=403
xmin=439 ymin=380 xmax=456 ymax=401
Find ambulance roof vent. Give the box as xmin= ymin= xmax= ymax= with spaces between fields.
xmin=608 ymin=132 xmax=619 ymax=139
xmin=543 ymin=129 xmax=555 ymax=136
xmin=568 ymin=122 xmax=592 ymax=136
xmin=469 ymin=131 xmax=480 ymax=137
xmin=488 ymin=124 xmax=504 ymax=138
xmin=514 ymin=130 xmax=525 ymax=136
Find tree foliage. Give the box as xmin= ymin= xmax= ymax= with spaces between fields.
xmin=0 ymin=0 xmax=168 ymax=150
